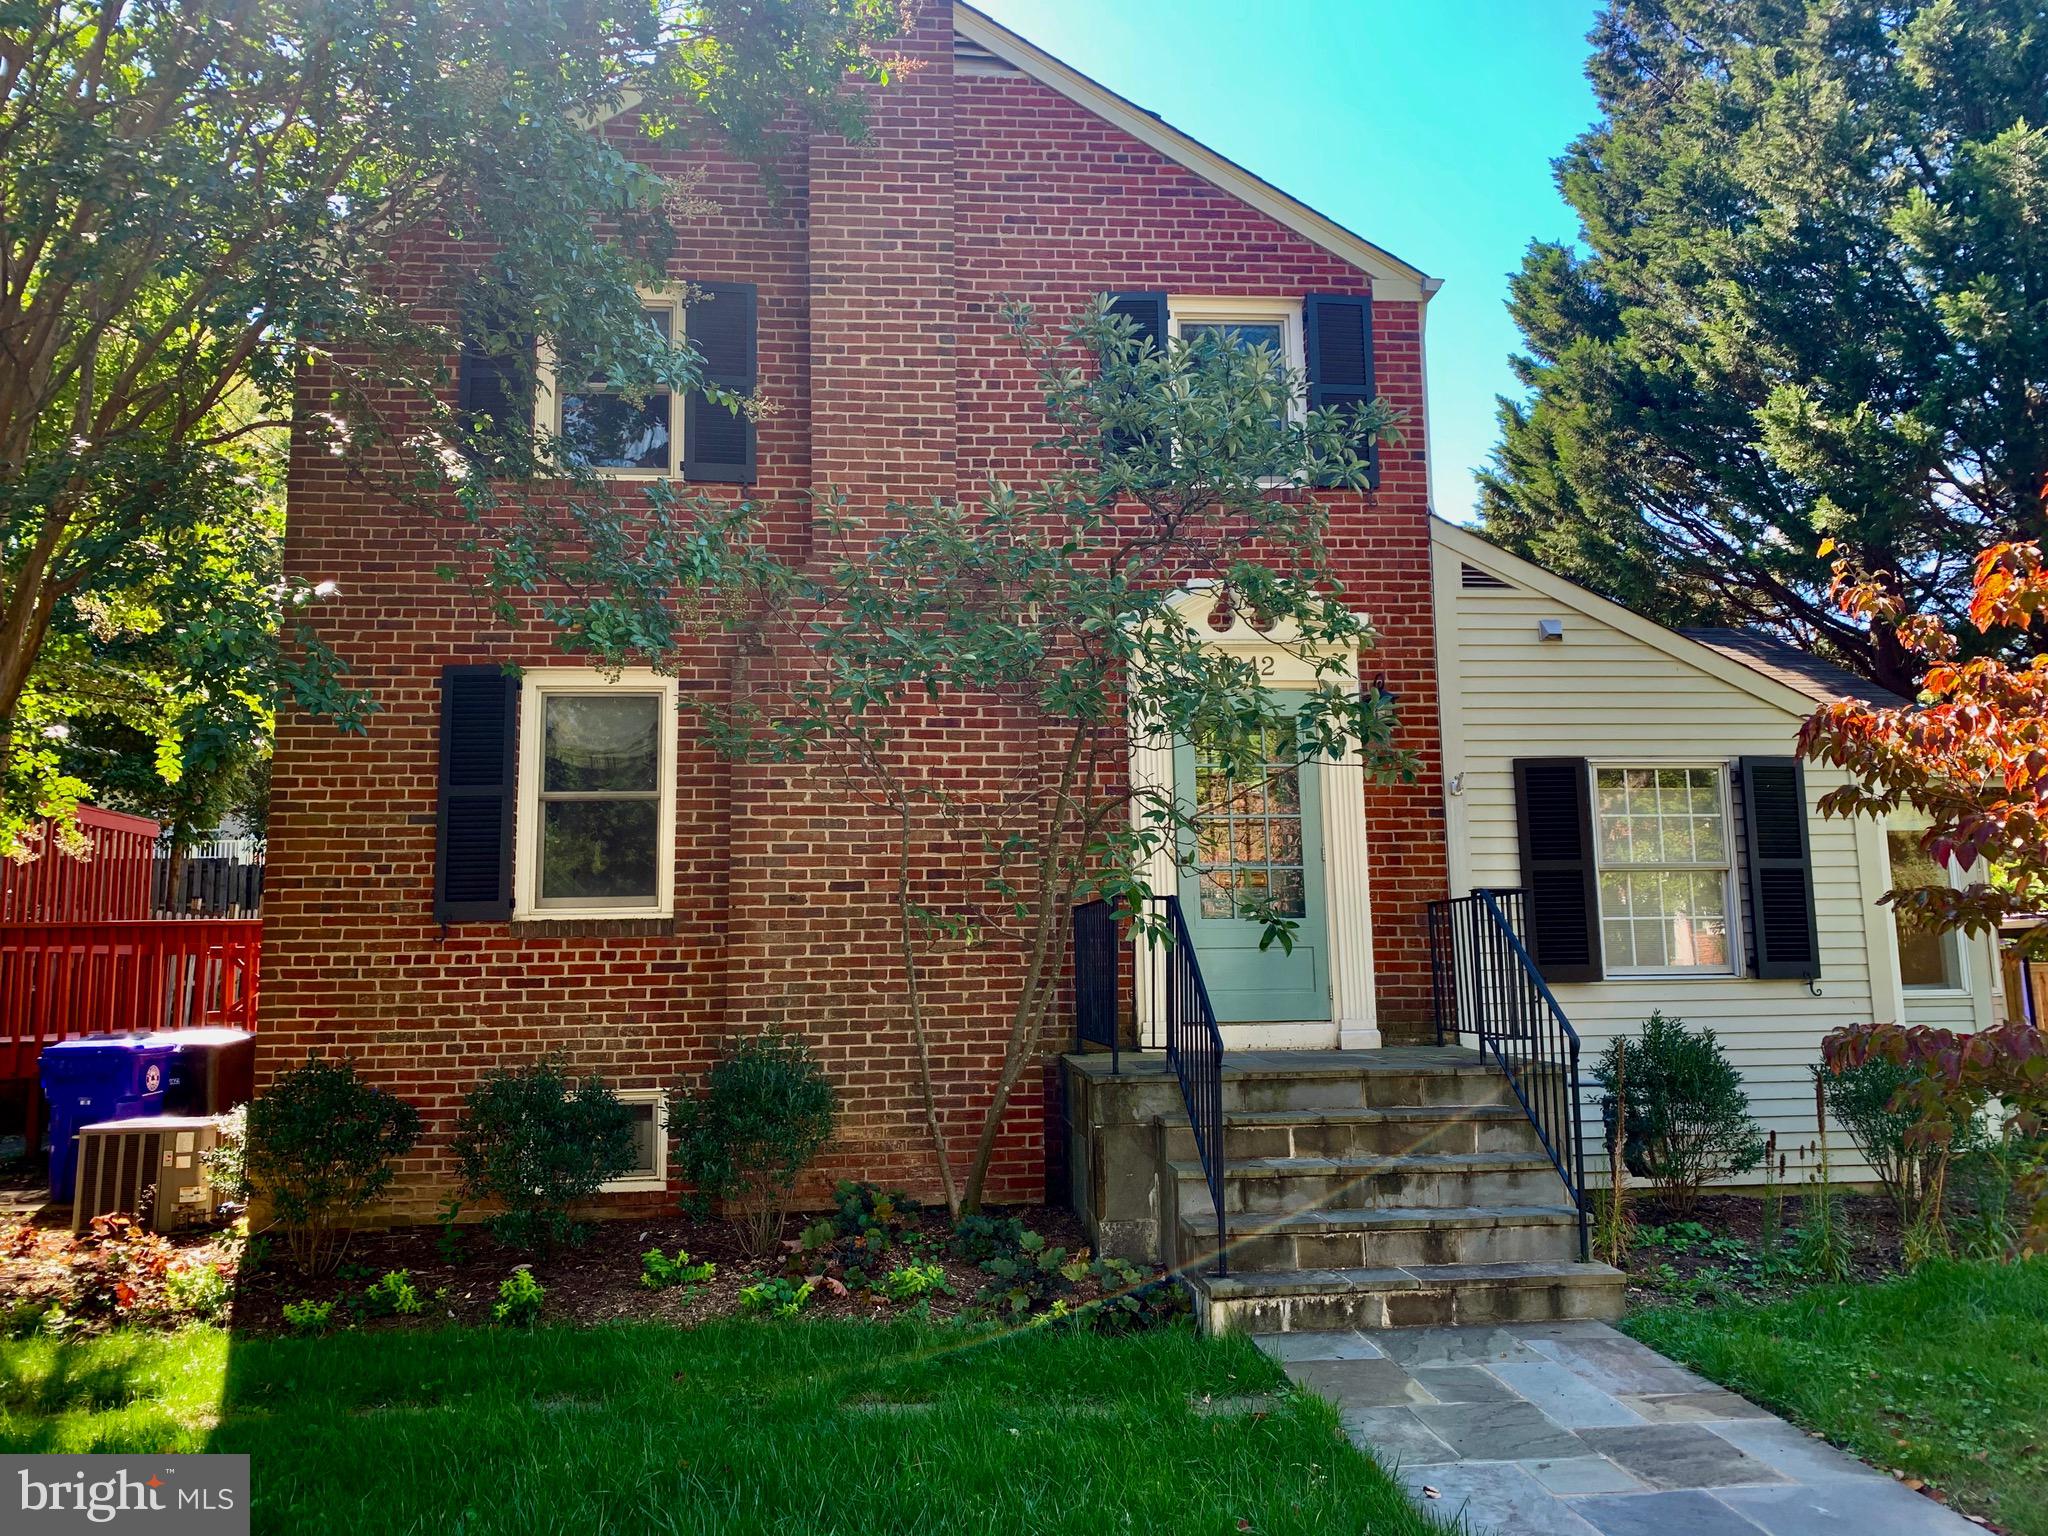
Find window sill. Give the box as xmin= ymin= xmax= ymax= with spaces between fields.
xmin=1600 ymin=970 xmax=1741 ymax=982
xmin=599 ymin=1174 xmax=669 ymax=1195
xmin=1902 ymin=986 xmax=1971 ymax=1000
xmin=509 ymin=914 xmax=676 ymax=938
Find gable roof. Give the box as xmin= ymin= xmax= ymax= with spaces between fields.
xmin=1679 ymin=628 xmax=1908 ymax=709
xmin=1433 ymin=517 xmax=1836 ymax=719
xmin=953 ymin=5 xmax=1438 ymax=304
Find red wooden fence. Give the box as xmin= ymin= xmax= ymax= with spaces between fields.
xmin=0 ymin=920 xmax=261 ymax=1085
xmin=0 ymin=807 xmax=161 ymax=922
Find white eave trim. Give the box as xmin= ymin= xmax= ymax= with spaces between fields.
xmin=953 ymin=4 xmax=1438 ymax=304
xmin=1431 ymin=516 xmax=1822 ymax=720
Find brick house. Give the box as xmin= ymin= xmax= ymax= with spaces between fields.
xmin=273 ymin=1 xmax=1683 ymax=1330
xmin=269 ymin=0 xmax=1449 ymax=1214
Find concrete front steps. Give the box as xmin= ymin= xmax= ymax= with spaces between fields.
xmin=1063 ymin=1046 xmax=1625 ymax=1336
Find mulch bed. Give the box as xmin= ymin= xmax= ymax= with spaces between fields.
xmin=1622 ymin=1191 xmax=1906 ymax=1306
xmin=0 ymin=1197 xmax=1112 ymax=1336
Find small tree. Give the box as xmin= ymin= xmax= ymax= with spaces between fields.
xmin=511 ymin=302 xmax=1411 ymax=1211
xmin=246 ymin=1055 xmax=421 ymax=1275
xmin=0 ymin=0 xmax=899 ymax=851
xmin=1801 ymin=528 xmax=2048 ymax=1254
xmin=1594 ymin=1012 xmax=1765 ymax=1213
xmin=451 ymin=1057 xmax=639 ymax=1250
xmin=1820 ymin=1052 xmax=1982 ymax=1234
xmin=671 ymin=1034 xmax=836 ymax=1257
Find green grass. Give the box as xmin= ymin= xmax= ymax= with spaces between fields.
xmin=1625 ymin=1259 xmax=2048 ymax=1536
xmin=0 ymin=1320 xmax=1449 ymax=1535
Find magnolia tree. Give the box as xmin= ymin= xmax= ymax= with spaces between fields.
xmin=1802 ymin=535 xmax=2048 ymax=1254
xmin=0 ymin=0 xmax=899 ymax=853
xmin=469 ymin=301 xmax=1414 ymax=1211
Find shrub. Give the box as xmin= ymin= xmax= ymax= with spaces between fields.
xmin=670 ymin=1035 xmax=836 ymax=1258
xmin=1594 ymin=1012 xmax=1765 ymax=1213
xmin=1068 ymin=1258 xmax=1191 ymax=1335
xmin=1825 ymin=1020 xmax=2048 ymax=1255
xmin=247 ymin=1055 xmax=421 ymax=1275
xmin=282 ymin=1298 xmax=335 ymax=1334
xmin=451 ymin=1057 xmax=639 ymax=1251
xmin=948 ymin=1212 xmax=1033 ymax=1266
xmin=361 ymin=1269 xmax=423 ymax=1319
xmin=641 ymin=1248 xmax=716 ymax=1292
xmin=202 ymin=1106 xmax=249 ymax=1203
xmin=959 ymin=1221 xmax=1091 ymax=1318
xmin=737 ymin=1275 xmax=816 ymax=1318
xmin=164 ymin=1262 xmax=231 ymax=1322
xmin=1822 ymin=1054 xmax=1984 ymax=1229
xmin=880 ymin=1262 xmax=948 ymax=1303
xmin=492 ymin=1267 xmax=545 ymax=1327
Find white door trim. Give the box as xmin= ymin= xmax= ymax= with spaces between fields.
xmin=1129 ymin=588 xmax=1381 ymax=1050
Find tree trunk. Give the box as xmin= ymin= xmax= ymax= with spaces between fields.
xmin=894 ymin=794 xmax=959 ymax=1217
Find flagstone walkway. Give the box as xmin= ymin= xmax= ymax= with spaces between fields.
xmin=1259 ymin=1321 xmax=1978 ymax=1536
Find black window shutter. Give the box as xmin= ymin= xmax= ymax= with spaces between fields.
xmin=435 ymin=666 xmax=518 ymax=923
xmin=456 ymin=291 xmax=535 ymax=466
xmin=683 ymin=281 xmax=757 ymax=484
xmin=1304 ymin=292 xmax=1379 ymax=488
xmin=1513 ymin=758 xmax=1603 ymax=983
xmin=1105 ymin=291 xmax=1168 ymax=352
xmin=1740 ymin=757 xmax=1820 ymax=979
xmin=1101 ymin=292 xmax=1169 ymax=465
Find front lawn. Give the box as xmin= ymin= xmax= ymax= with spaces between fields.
xmin=0 ymin=1319 xmax=1449 ymax=1535
xmin=1625 ymin=1259 xmax=2048 ymax=1536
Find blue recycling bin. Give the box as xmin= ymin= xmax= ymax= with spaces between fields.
xmin=40 ymin=1034 xmax=180 ymax=1204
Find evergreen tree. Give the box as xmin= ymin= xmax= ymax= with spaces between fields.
xmin=1479 ymin=0 xmax=2048 ymax=693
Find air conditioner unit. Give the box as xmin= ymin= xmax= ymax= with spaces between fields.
xmin=71 ymin=1116 xmax=221 ymax=1234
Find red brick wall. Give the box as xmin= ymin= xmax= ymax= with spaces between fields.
xmin=264 ymin=0 xmax=1448 ymax=1223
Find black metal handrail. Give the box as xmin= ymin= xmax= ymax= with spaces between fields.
xmin=1071 ymin=899 xmax=1121 ymax=1072
xmin=1427 ymin=888 xmax=1590 ymax=1261
xmin=1162 ymin=895 xmax=1228 ymax=1278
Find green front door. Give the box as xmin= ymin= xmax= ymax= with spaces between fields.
xmin=1174 ymin=707 xmax=1330 ymax=1023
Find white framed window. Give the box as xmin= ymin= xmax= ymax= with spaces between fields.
xmin=601 ymin=1088 xmax=669 ymax=1193
xmin=1885 ymin=823 xmax=1966 ymax=992
xmin=535 ymin=288 xmax=684 ymax=478
xmin=1167 ymin=295 xmax=1305 ymax=420
xmin=1592 ymin=764 xmax=1737 ymax=976
xmin=513 ymin=669 xmax=677 ymax=919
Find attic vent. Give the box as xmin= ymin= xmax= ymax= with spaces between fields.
xmin=955 ymin=34 xmax=1023 ymax=75
xmin=1461 ymin=564 xmax=1513 ymax=590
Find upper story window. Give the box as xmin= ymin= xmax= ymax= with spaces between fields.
xmin=526 ymin=282 xmax=758 ymax=484
xmin=1592 ymin=765 xmax=1736 ymax=975
xmin=1886 ymin=825 xmax=1964 ymax=991
xmin=513 ymin=669 xmax=677 ymax=920
xmin=539 ymin=293 xmax=685 ymax=479
xmin=1167 ymin=296 xmax=1305 ymax=420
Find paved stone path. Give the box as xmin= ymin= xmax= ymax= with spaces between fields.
xmin=1259 ymin=1321 xmax=1979 ymax=1535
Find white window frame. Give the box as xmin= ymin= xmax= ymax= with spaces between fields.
xmin=1589 ymin=760 xmax=1741 ymax=979
xmin=1166 ymin=295 xmax=1306 ymax=422
xmin=513 ymin=668 xmax=678 ymax=920
xmin=1884 ymin=817 xmax=1968 ymax=995
xmin=601 ymin=1088 xmax=669 ymax=1193
xmin=534 ymin=286 xmax=686 ymax=480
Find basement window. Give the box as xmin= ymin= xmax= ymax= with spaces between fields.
xmin=601 ymin=1088 xmax=668 ymax=1193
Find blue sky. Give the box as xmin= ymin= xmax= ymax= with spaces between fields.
xmin=974 ymin=0 xmax=1604 ymax=521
